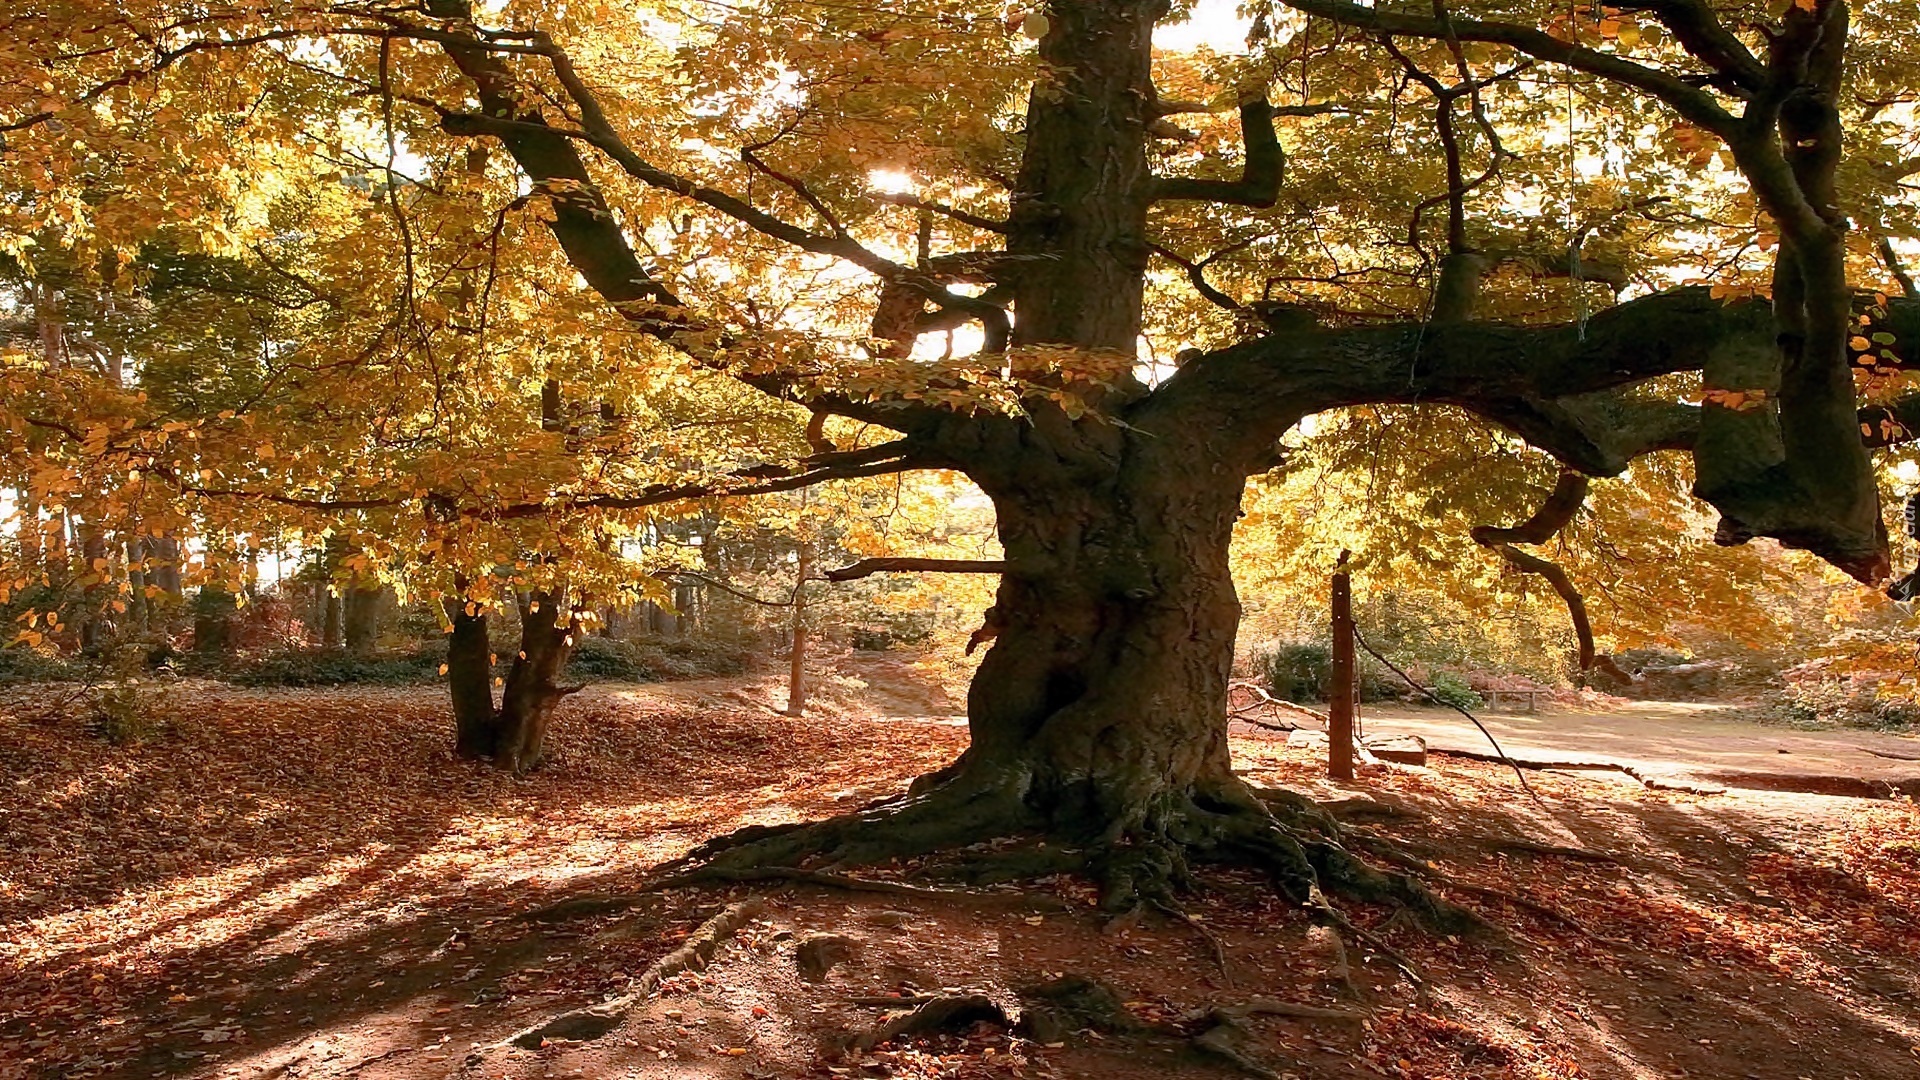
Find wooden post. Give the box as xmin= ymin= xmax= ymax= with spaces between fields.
xmin=1329 ymin=550 xmax=1355 ymax=781
xmin=784 ymin=488 xmax=811 ymax=717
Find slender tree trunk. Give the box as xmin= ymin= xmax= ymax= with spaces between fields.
xmin=77 ymin=524 xmax=109 ymax=653
xmin=125 ymin=538 xmax=149 ymax=635
xmin=342 ymin=584 xmax=385 ymax=653
xmin=1328 ymin=556 xmax=1355 ymax=781
xmin=322 ymin=593 xmax=344 ymax=648
xmin=785 ymin=536 xmax=810 ymax=717
xmin=17 ymin=489 xmax=40 ymax=580
xmin=147 ymin=537 xmax=183 ymax=602
xmin=193 ymin=589 xmax=236 ymax=656
xmin=446 ymin=595 xmax=497 ymax=758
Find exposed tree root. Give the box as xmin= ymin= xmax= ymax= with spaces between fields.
xmin=845 ymin=994 xmax=1010 ymax=1053
xmin=1434 ymin=878 xmax=1637 ymax=949
xmin=477 ymin=897 xmax=764 ymax=1055
xmin=1314 ymin=795 xmax=1428 ymax=822
xmin=1191 ymin=1013 xmax=1297 ymax=1080
xmin=478 ymin=761 xmax=1501 ymax=1052
xmin=1015 ymin=975 xmax=1148 ymax=1042
xmin=1343 ymin=828 xmax=1633 ymax=948
xmin=1212 ymin=996 xmax=1364 ymax=1023
xmin=1189 ymin=1001 xmax=1374 ymax=1080
xmin=653 ymin=865 xmax=1070 ymax=910
xmin=638 ymin=767 xmax=1489 ymax=965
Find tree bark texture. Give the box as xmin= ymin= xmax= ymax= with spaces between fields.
xmin=446 ymin=596 xmax=497 ymax=760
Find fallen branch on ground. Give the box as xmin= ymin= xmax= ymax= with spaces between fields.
xmin=1424 ymin=746 xmax=1722 ymax=794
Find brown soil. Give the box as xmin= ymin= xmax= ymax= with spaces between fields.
xmin=2 ymin=656 xmax=1916 ymax=1080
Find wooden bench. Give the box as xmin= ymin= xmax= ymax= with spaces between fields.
xmin=1484 ymin=688 xmax=1544 ymax=713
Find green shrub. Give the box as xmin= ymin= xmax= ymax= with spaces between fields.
xmin=1783 ymin=678 xmax=1918 ymax=731
xmin=1261 ymin=643 xmax=1331 ymax=702
xmin=0 ymin=647 xmax=86 ymax=684
xmin=1427 ymin=671 xmax=1485 ymax=711
xmin=568 ymin=635 xmax=754 ymax=682
xmin=1257 ymin=643 xmax=1400 ymax=703
xmin=224 ymin=645 xmax=448 ymax=687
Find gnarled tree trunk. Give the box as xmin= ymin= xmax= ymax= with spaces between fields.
xmin=953 ymin=434 xmax=1248 ymax=842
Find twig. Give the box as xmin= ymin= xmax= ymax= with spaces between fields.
xmin=343 ymin=1044 xmax=414 ymax=1073
xmin=1220 ymin=997 xmax=1363 ymax=1022
xmin=1351 ymin=625 xmax=1543 ymax=805
xmin=1150 ymin=898 xmax=1232 ymax=984
xmin=1308 ymin=894 xmax=1424 ymax=992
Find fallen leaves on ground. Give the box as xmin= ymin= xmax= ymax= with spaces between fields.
xmin=1 ymin=661 xmax=1917 ymax=1080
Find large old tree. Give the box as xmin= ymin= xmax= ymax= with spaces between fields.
xmin=6 ymin=0 xmax=1920 ymax=909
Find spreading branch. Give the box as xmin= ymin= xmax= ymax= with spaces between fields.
xmin=1467 ymin=472 xmax=1628 ymax=680
xmin=822 ymin=557 xmax=1011 ymax=582
xmin=1280 ymin=0 xmax=1739 ymax=134
xmin=1152 ymin=98 xmax=1285 ymax=207
xmin=1145 ymin=287 xmax=1920 ymax=577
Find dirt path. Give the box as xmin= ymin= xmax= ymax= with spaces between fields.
xmin=2 ymin=661 xmax=1916 ymax=1080
xmin=1262 ymin=700 xmax=1920 ymax=798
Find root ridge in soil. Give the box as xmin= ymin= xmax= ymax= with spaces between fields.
xmin=654 ymin=765 xmax=1486 ymax=953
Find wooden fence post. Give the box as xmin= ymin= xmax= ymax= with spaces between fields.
xmin=1329 ymin=550 xmax=1355 ymax=781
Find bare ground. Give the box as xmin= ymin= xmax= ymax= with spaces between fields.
xmin=1 ymin=656 xmax=1917 ymax=1080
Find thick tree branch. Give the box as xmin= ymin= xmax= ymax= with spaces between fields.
xmin=1141 ymin=288 xmax=1919 ymax=577
xmin=419 ymin=1 xmax=989 ymax=432
xmin=1610 ymin=0 xmax=1769 ymax=93
xmin=1149 ymin=287 xmax=1777 ymax=453
xmin=1468 ymin=471 xmax=1628 ymax=681
xmin=822 ymin=557 xmax=1011 ymax=582
xmin=1469 ymin=472 xmax=1588 ymax=546
xmin=1280 ymin=0 xmax=1739 ymax=134
xmin=1152 ymin=98 xmax=1284 ymax=207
